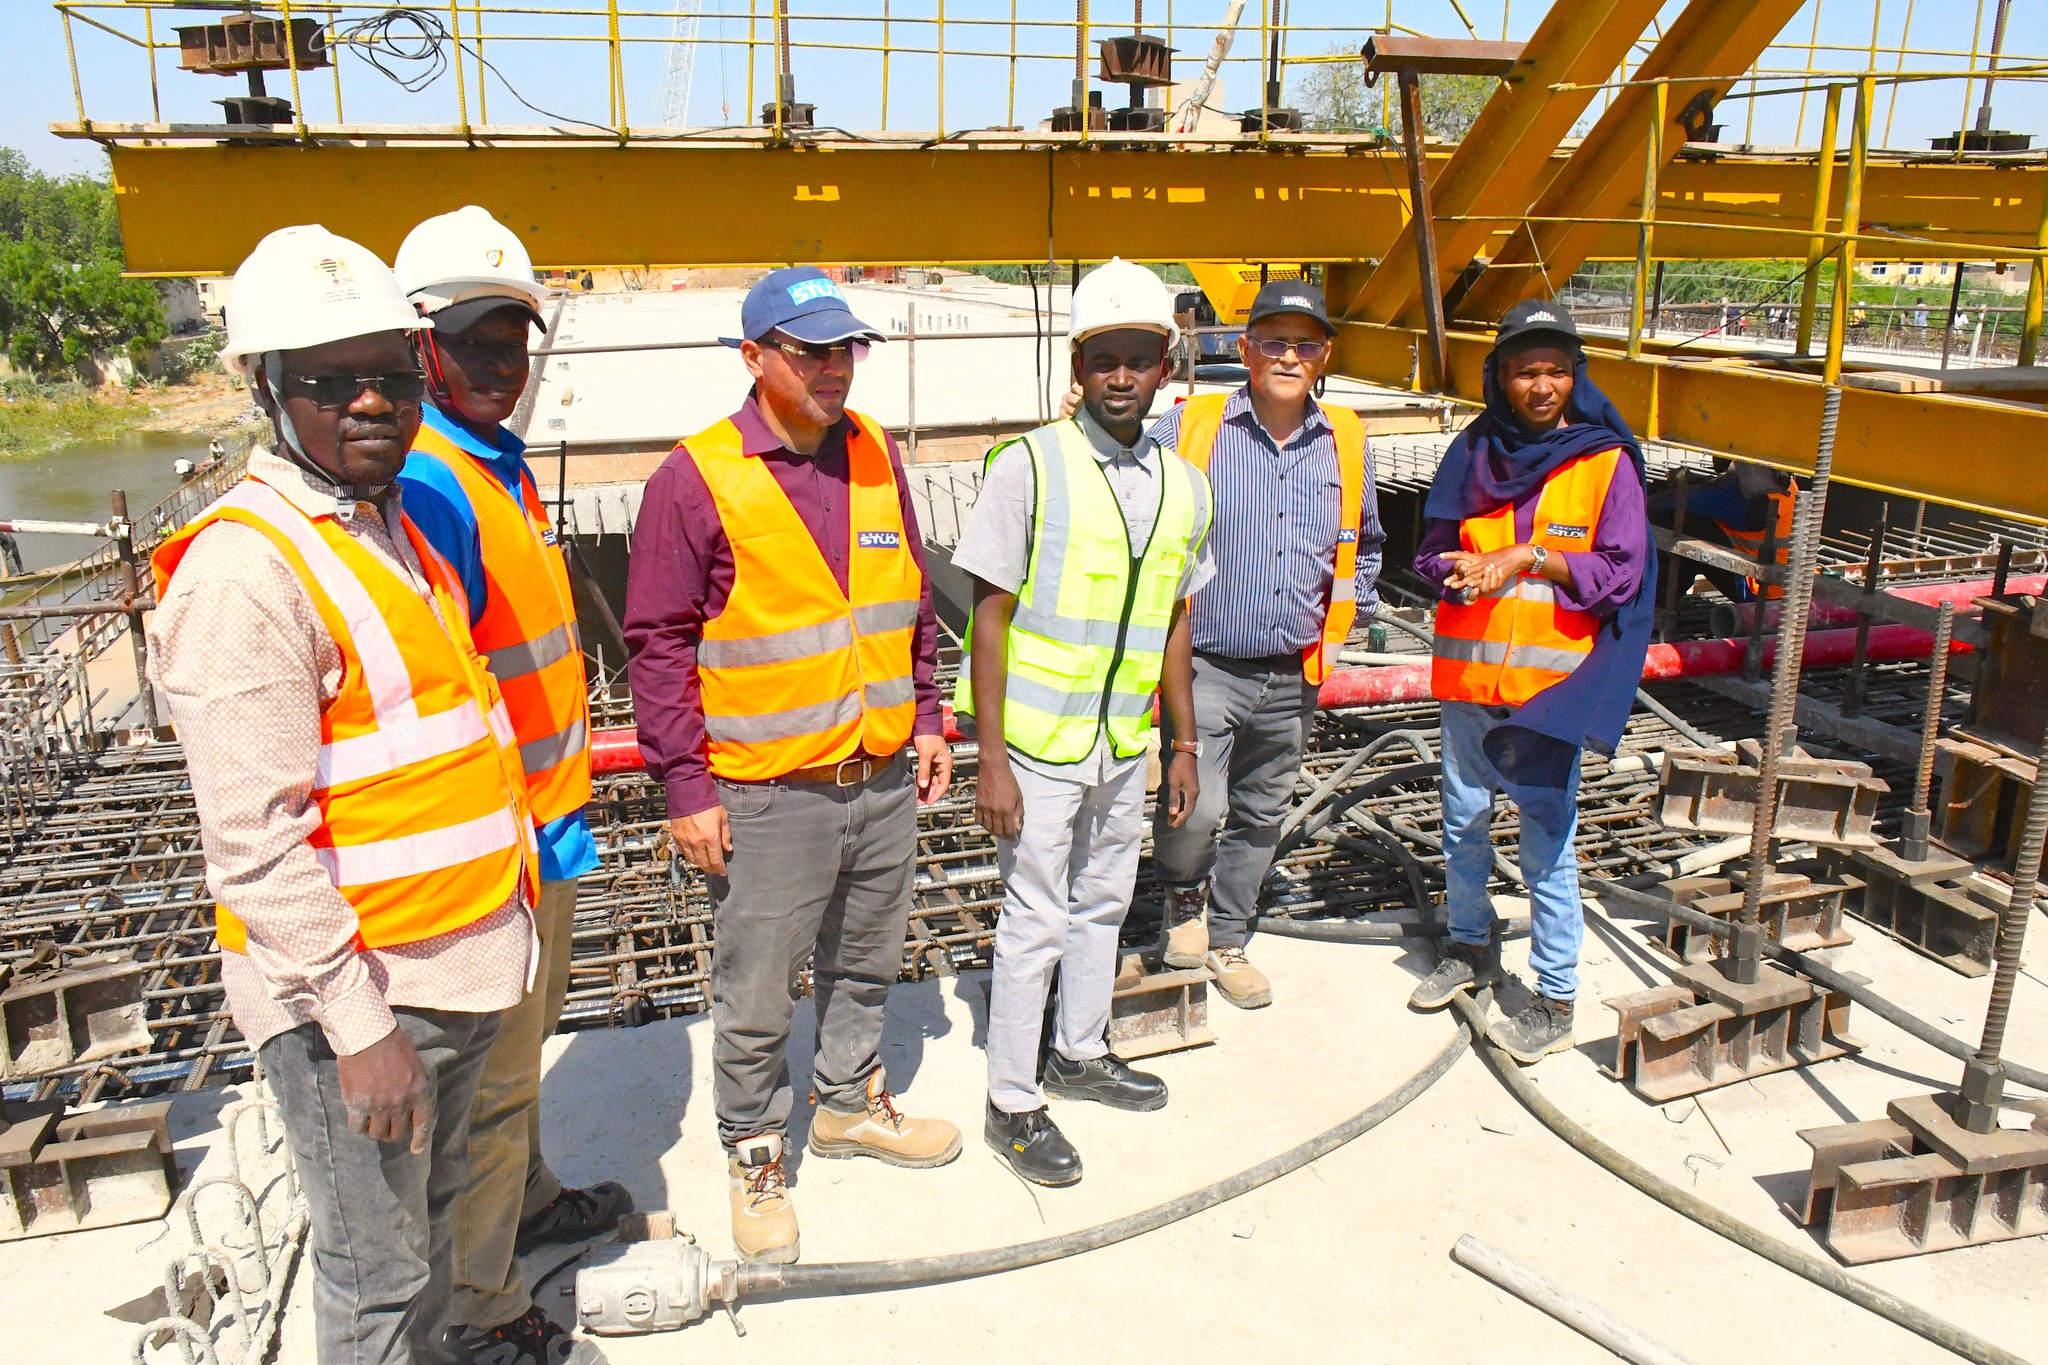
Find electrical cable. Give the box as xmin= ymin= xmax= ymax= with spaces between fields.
xmin=334 ymin=7 xmax=616 ymax=132
xmin=742 ymin=1022 xmax=1468 ymax=1295
xmin=1447 ymin=993 xmax=2031 ymax=1365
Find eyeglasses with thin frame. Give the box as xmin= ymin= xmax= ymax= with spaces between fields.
xmin=764 ymin=333 xmax=872 ymax=366
xmin=1250 ymin=337 xmax=1328 ymax=362
xmin=280 ymin=370 xmax=428 ymax=410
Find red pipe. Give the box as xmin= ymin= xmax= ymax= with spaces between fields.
xmin=1721 ymin=575 xmax=2044 ymax=634
xmin=587 ymin=622 xmax=1969 ymax=773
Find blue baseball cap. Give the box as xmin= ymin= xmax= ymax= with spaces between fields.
xmin=719 ymin=267 xmax=886 ymax=348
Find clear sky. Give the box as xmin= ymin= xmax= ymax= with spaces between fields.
xmin=9 ymin=2 xmax=2047 ymax=178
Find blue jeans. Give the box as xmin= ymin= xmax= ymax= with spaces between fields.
xmin=1439 ymin=700 xmax=1584 ymax=1001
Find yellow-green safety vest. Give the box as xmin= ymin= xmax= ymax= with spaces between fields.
xmin=955 ymin=418 xmax=1209 ymax=765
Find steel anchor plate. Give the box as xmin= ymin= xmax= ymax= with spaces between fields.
xmin=1604 ymin=960 xmax=1858 ymax=1102
xmin=1656 ymin=742 xmax=1887 ymax=848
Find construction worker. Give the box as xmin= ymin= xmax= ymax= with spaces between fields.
xmin=954 ymin=259 xmax=1212 ymax=1186
xmin=1649 ymin=459 xmax=1797 ymax=603
xmin=1145 ymin=279 xmax=1382 ymax=1010
xmin=623 ymin=268 xmax=960 ymax=1266
xmin=148 ymin=226 xmax=543 ymax=1364
xmin=1406 ymin=301 xmax=1652 ymax=1064
xmin=393 ymin=207 xmax=626 ymax=1364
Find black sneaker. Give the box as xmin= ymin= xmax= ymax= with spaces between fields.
xmin=1408 ymin=934 xmax=1504 ymax=1011
xmin=514 ymin=1181 xmax=634 ymax=1254
xmin=985 ymin=1102 xmax=1083 ymax=1187
xmin=448 ymin=1307 xmax=606 ymax=1365
xmin=1043 ymin=1051 xmax=1168 ymax=1112
xmin=1489 ymin=995 xmax=1576 ymax=1065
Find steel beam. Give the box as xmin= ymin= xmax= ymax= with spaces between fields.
xmin=1455 ymin=0 xmax=1811 ymax=321
xmin=94 ymin=139 xmax=2048 ymax=277
xmin=1342 ymin=0 xmax=1661 ymax=329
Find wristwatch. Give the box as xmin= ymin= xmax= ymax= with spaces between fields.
xmin=1527 ymin=544 xmax=1550 ymax=575
xmin=1171 ymin=738 xmax=1203 ymax=756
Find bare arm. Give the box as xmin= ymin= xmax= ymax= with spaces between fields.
xmin=969 ymin=579 xmax=1024 ymax=840
xmin=1158 ymin=600 xmax=1199 ymax=826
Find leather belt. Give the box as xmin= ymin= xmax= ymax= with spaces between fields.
xmin=778 ymin=754 xmax=894 ymax=787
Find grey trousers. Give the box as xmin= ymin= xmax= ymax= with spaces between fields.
xmin=987 ymin=755 xmax=1148 ymax=1113
xmin=1152 ymin=652 xmax=1319 ymax=948
xmin=262 ymin=1008 xmax=500 ymax=1365
xmin=708 ymin=755 xmax=916 ymax=1152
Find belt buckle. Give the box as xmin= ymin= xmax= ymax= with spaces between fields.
xmin=832 ymin=756 xmax=870 ymax=787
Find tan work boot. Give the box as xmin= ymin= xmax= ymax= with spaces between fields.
xmin=728 ymin=1134 xmax=799 ymax=1265
xmin=1205 ymin=945 xmax=1272 ymax=1009
xmin=1160 ymin=883 xmax=1210 ymax=969
xmin=807 ymin=1072 xmax=963 ymax=1168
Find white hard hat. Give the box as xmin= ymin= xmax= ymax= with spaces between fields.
xmin=220 ymin=225 xmax=428 ymax=378
xmin=394 ymin=205 xmax=549 ymax=322
xmin=1068 ymin=257 xmax=1180 ymax=350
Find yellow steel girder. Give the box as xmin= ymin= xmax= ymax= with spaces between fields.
xmin=101 ymin=141 xmax=2048 ymax=278
xmin=1330 ymin=319 xmax=2048 ymax=524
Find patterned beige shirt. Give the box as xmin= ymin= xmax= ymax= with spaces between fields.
xmin=148 ymin=446 xmax=532 ymax=1057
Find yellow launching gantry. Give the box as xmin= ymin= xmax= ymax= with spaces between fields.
xmin=46 ymin=0 xmax=2048 ymax=521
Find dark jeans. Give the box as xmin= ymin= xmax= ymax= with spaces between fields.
xmin=1152 ymin=652 xmax=1320 ymax=948
xmin=262 ymin=1008 xmax=499 ymax=1365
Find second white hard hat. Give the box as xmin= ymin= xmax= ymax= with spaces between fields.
xmin=1068 ymin=257 xmax=1180 ymax=350
xmin=219 ymin=225 xmax=428 ymax=378
xmin=394 ymin=205 xmax=550 ymax=321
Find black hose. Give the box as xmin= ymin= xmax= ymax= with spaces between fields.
xmin=744 ymin=1024 xmax=1469 ymax=1295
xmin=1447 ymin=993 xmax=2031 ymax=1365
xmin=1279 ymin=727 xmax=1438 ymax=844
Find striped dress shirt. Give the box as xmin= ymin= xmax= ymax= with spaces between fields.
xmin=1146 ymin=386 xmax=1384 ymax=660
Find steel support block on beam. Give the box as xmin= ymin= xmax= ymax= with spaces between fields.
xmin=0 ymin=1099 xmax=177 ymax=1241
xmin=1656 ymin=742 xmax=1886 ymax=848
xmin=1107 ymin=955 xmax=1215 ymax=1060
xmin=1605 ymin=959 xmax=1859 ymax=1102
xmin=0 ymin=953 xmax=151 ymax=1082
xmin=1650 ymin=871 xmax=1854 ymax=965
xmin=1824 ymin=846 xmax=1998 ymax=977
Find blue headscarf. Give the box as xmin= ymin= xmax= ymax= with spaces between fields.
xmin=1423 ymin=344 xmax=1654 ymax=789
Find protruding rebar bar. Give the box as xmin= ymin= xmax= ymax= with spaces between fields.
xmin=1957 ymin=712 xmax=2047 ymax=1133
xmin=1900 ymin=600 xmax=1954 ymax=861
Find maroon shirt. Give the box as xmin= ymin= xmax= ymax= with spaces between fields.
xmin=624 ymin=393 xmax=943 ymax=818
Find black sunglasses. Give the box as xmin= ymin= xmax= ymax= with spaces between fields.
xmin=280 ymin=370 xmax=428 ymax=409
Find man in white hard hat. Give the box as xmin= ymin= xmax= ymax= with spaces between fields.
xmin=147 ymin=226 xmax=561 ymax=1365
xmin=394 ymin=206 xmax=624 ymax=1364
xmin=953 ymin=258 xmax=1212 ymax=1186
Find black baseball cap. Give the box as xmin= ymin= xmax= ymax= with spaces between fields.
xmin=1245 ymin=278 xmax=1336 ymax=336
xmin=1493 ymin=299 xmax=1583 ymax=356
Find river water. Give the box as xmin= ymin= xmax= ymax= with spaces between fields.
xmin=0 ymin=431 xmax=219 ymax=572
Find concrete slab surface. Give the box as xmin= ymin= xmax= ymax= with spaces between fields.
xmin=17 ymin=890 xmax=2047 ymax=1364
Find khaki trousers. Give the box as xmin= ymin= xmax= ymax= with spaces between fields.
xmin=452 ymin=877 xmax=578 ymax=1330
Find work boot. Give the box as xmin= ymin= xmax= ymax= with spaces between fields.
xmin=985 ymin=1102 xmax=1083 ymax=1187
xmin=514 ymin=1181 xmax=635 ymax=1254
xmin=806 ymin=1072 xmax=963 ymax=1168
xmin=1489 ymin=995 xmax=1576 ymax=1065
xmin=1408 ymin=934 xmax=1505 ymax=1011
xmin=1205 ymin=945 xmax=1272 ymax=1009
xmin=1160 ymin=883 xmax=1210 ymax=969
xmin=447 ymin=1306 xmax=606 ymax=1365
xmin=1043 ymin=1051 xmax=1168 ymax=1112
xmin=728 ymin=1134 xmax=799 ymax=1265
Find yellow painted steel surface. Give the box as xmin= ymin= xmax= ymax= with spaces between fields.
xmin=1331 ymin=318 xmax=2048 ymax=524
xmin=1185 ymin=263 xmax=1304 ymax=323
xmin=101 ymin=140 xmax=2048 ymax=277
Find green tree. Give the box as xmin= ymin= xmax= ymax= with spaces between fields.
xmin=0 ymin=148 xmax=164 ymax=376
xmin=1292 ymin=44 xmax=1496 ymax=141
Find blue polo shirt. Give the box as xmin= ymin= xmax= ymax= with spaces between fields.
xmin=399 ymin=403 xmax=599 ymax=882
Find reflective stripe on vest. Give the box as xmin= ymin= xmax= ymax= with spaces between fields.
xmin=686 ymin=411 xmax=921 ymax=780
xmin=1717 ymin=481 xmax=1798 ymax=602
xmin=408 ymin=424 xmax=594 ymax=824
xmin=1175 ymin=391 xmax=1369 ymax=683
xmin=152 ymin=477 xmax=540 ymax=954
xmin=1430 ymin=448 xmax=1624 ymax=708
xmin=952 ymin=419 xmax=1207 ymax=765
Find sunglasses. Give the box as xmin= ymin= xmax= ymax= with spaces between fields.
xmin=766 ymin=334 xmax=872 ymax=366
xmin=280 ymin=369 xmax=428 ymax=409
xmin=1250 ymin=338 xmax=1329 ymax=362
xmin=436 ymin=336 xmax=530 ymax=368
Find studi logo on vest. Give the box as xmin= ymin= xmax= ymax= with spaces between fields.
xmin=858 ymin=530 xmax=902 ymax=548
xmin=1546 ymin=524 xmax=1590 ymax=540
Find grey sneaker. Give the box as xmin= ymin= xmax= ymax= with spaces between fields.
xmin=1489 ymin=995 xmax=1576 ymax=1065
xmin=1408 ymin=935 xmax=1504 ymax=1010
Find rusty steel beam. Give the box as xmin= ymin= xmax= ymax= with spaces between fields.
xmin=1343 ymin=0 xmax=1662 ymax=329
xmin=1455 ymin=0 xmax=1811 ymax=321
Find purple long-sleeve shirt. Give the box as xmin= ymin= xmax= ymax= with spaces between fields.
xmin=624 ymin=393 xmax=943 ymax=819
xmin=1415 ymin=452 xmax=1647 ymax=615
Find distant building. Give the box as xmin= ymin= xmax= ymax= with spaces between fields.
xmin=1857 ymin=260 xmax=2032 ymax=293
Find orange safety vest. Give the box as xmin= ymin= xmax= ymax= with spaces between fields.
xmin=1431 ymin=448 xmax=1625 ymax=708
xmin=1717 ymin=480 xmax=1797 ymax=601
xmin=1174 ymin=392 xmax=1370 ymax=684
xmin=685 ymin=410 xmax=922 ymax=781
xmin=408 ymin=422 xmax=593 ymax=824
xmin=154 ymin=477 xmax=540 ymax=954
